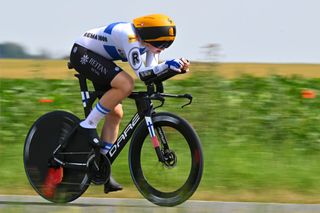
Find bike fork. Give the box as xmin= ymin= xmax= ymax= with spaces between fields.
xmin=145 ymin=116 xmax=164 ymax=162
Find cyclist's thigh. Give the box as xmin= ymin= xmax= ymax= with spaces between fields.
xmin=110 ymin=71 xmax=134 ymax=89
xmin=70 ymin=44 xmax=123 ymax=96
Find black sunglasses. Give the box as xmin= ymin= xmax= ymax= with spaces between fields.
xmin=149 ymin=41 xmax=173 ymax=49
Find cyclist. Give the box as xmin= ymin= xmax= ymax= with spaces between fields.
xmin=69 ymin=14 xmax=190 ymax=193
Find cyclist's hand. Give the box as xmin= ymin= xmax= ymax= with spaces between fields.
xmin=180 ymin=58 xmax=190 ymax=73
xmin=165 ymin=59 xmax=184 ymax=72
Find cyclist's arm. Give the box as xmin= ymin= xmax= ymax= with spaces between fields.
xmin=124 ymin=45 xmax=169 ymax=80
xmin=120 ymin=31 xmax=183 ymax=81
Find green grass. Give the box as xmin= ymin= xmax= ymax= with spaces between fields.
xmin=1 ymin=68 xmax=320 ymax=202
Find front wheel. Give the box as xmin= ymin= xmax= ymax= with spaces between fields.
xmin=129 ymin=112 xmax=203 ymax=206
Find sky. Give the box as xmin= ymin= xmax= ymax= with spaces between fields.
xmin=1 ymin=0 xmax=319 ymax=63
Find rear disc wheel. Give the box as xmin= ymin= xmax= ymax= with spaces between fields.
xmin=24 ymin=111 xmax=92 ymax=203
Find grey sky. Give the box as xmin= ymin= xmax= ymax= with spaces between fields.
xmin=1 ymin=0 xmax=319 ymax=63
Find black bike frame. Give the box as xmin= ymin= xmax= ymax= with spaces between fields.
xmin=105 ymin=112 xmax=141 ymax=163
xmin=104 ymin=95 xmax=153 ymax=163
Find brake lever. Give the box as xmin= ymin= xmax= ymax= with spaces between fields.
xmin=181 ymin=94 xmax=193 ymax=108
xmin=150 ymin=93 xmax=193 ymax=109
xmin=150 ymin=93 xmax=165 ymax=109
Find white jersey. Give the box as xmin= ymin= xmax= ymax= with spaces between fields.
xmin=75 ymin=22 xmax=167 ymax=79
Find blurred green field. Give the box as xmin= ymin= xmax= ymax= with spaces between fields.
xmin=1 ymin=59 xmax=320 ymax=79
xmin=0 ymin=60 xmax=320 ymax=203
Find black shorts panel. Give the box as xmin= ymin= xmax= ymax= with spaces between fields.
xmin=70 ymin=44 xmax=123 ymax=95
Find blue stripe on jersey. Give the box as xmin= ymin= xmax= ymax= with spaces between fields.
xmin=104 ymin=22 xmax=127 ymax=34
xmin=103 ymin=45 xmax=123 ymax=60
xmin=139 ymin=47 xmax=146 ymax=54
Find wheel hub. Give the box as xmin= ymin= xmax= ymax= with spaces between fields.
xmin=163 ymin=150 xmax=177 ymax=168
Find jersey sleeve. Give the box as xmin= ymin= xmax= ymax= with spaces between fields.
xmin=125 ymin=46 xmax=169 ymax=80
xmin=146 ymin=51 xmax=159 ymax=67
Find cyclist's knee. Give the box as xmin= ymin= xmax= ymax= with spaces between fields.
xmin=105 ymin=107 xmax=123 ymax=129
xmin=109 ymin=105 xmax=124 ymax=121
xmin=122 ymin=77 xmax=134 ymax=96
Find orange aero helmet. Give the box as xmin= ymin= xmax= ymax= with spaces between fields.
xmin=133 ymin=14 xmax=176 ymax=49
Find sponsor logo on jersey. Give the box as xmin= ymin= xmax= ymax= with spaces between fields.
xmin=88 ymin=58 xmax=107 ymax=75
xmin=128 ymin=34 xmax=138 ymax=43
xmin=80 ymin=54 xmax=89 ymax=65
xmin=83 ymin=32 xmax=108 ymax=42
xmin=80 ymin=54 xmax=107 ymax=75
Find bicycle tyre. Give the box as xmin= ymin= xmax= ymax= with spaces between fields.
xmin=129 ymin=112 xmax=203 ymax=206
xmin=24 ymin=110 xmax=91 ymax=203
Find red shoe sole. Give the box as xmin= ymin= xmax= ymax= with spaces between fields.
xmin=42 ymin=167 xmax=63 ymax=198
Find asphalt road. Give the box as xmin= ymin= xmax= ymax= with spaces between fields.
xmin=0 ymin=195 xmax=320 ymax=213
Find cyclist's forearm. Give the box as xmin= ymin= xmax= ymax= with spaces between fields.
xmin=136 ymin=62 xmax=168 ymax=81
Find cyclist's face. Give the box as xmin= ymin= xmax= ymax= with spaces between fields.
xmin=145 ymin=43 xmax=165 ymax=54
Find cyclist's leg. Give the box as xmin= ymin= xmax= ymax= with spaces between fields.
xmin=81 ymin=72 xmax=133 ymax=130
xmin=70 ymin=44 xmax=130 ymax=191
xmin=99 ymin=76 xmax=136 ymax=193
xmin=80 ymin=71 xmax=133 ymax=146
xmin=100 ymin=104 xmax=123 ymax=145
xmin=69 ymin=44 xmax=132 ymax=143
xmin=99 ymin=71 xmax=134 ymax=111
xmin=100 ymin=104 xmax=124 ymax=193
xmin=90 ymin=80 xmax=129 ymax=192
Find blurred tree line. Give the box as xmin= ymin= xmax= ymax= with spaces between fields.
xmin=0 ymin=42 xmax=50 ymax=59
xmin=0 ymin=41 xmax=221 ymax=60
xmin=200 ymin=43 xmax=221 ymax=62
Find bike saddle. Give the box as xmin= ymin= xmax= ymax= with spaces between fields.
xmin=67 ymin=61 xmax=74 ymax=69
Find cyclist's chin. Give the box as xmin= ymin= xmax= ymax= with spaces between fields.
xmin=154 ymin=50 xmax=163 ymax=54
xmin=149 ymin=48 xmax=163 ymax=54
xmin=145 ymin=43 xmax=164 ymax=54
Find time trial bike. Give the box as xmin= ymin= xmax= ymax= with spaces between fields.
xmin=24 ymin=63 xmax=203 ymax=207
